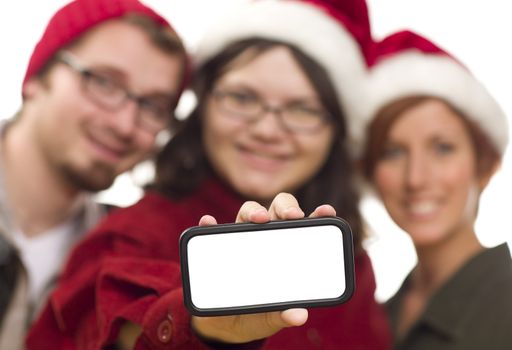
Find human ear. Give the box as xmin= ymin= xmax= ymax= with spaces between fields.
xmin=477 ymin=160 xmax=501 ymax=192
xmin=21 ymin=78 xmax=45 ymax=100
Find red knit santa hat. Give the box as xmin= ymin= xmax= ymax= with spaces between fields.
xmin=23 ymin=0 xmax=176 ymax=87
xmin=194 ymin=0 xmax=372 ymax=117
xmin=351 ymin=30 xmax=508 ymax=157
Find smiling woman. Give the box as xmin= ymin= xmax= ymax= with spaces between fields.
xmin=357 ymin=30 xmax=512 ymax=349
xmin=359 ymin=0 xmax=512 ymax=302
xmin=371 ymin=98 xmax=492 ymax=248
xmin=201 ymin=45 xmax=335 ymax=207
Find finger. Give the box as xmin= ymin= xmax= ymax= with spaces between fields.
xmin=309 ymin=204 xmax=336 ymax=218
xmin=267 ymin=193 xmax=304 ymax=221
xmin=280 ymin=308 xmax=308 ymax=327
xmin=235 ymin=201 xmax=270 ymax=224
xmin=199 ymin=215 xmax=217 ymax=226
xmin=264 ymin=308 xmax=308 ymax=331
xmin=191 ymin=308 xmax=308 ymax=344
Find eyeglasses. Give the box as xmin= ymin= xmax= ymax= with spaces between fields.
xmin=57 ymin=51 xmax=175 ymax=134
xmin=211 ymin=88 xmax=331 ymax=133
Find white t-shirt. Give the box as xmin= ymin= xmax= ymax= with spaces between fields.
xmin=12 ymin=220 xmax=76 ymax=305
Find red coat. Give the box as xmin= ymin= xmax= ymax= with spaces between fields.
xmin=27 ymin=179 xmax=391 ymax=349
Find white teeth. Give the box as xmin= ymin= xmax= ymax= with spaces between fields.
xmin=248 ymin=149 xmax=281 ymax=160
xmin=253 ymin=151 xmax=273 ymax=159
xmin=409 ymin=201 xmax=437 ymax=215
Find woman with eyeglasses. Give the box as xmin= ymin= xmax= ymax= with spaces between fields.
xmin=27 ymin=1 xmax=392 ymax=349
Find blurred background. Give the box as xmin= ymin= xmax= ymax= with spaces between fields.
xmin=1 ymin=0 xmax=510 ymax=301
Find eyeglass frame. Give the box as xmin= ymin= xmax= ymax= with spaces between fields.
xmin=57 ymin=51 xmax=176 ymax=134
xmin=210 ymin=87 xmax=332 ymax=133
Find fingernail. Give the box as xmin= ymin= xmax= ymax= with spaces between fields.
xmin=285 ymin=207 xmax=304 ymax=217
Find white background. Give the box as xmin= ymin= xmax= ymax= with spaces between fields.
xmin=1 ymin=0 xmax=510 ymax=301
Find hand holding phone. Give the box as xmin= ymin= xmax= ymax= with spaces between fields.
xmin=180 ymin=217 xmax=355 ymax=316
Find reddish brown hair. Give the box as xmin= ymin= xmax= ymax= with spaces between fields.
xmin=361 ymin=96 xmax=501 ymax=182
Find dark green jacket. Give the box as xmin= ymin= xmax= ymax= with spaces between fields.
xmin=388 ymin=244 xmax=512 ymax=350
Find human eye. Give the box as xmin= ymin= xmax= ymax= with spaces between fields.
xmin=282 ymin=103 xmax=327 ymax=131
xmin=86 ymin=71 xmax=121 ymax=96
xmin=224 ymin=90 xmax=259 ymax=107
xmin=139 ymin=97 xmax=172 ymax=118
xmin=433 ymin=141 xmax=455 ymax=155
xmin=380 ymin=144 xmax=404 ymax=160
xmin=135 ymin=97 xmax=172 ymax=132
xmin=216 ymin=89 xmax=261 ymax=116
xmin=287 ymin=103 xmax=324 ymax=119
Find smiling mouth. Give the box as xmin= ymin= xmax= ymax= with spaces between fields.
xmin=87 ymin=135 xmax=127 ymax=163
xmin=407 ymin=201 xmax=439 ymax=216
xmin=237 ymin=145 xmax=290 ymax=170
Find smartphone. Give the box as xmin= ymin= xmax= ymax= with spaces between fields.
xmin=179 ymin=217 xmax=355 ymax=316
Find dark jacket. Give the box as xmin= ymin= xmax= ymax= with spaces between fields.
xmin=388 ymin=244 xmax=512 ymax=350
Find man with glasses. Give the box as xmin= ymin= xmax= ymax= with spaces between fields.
xmin=0 ymin=1 xmax=187 ymax=348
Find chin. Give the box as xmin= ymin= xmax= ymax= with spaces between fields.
xmin=406 ymin=228 xmax=447 ymax=248
xmin=72 ymin=174 xmax=116 ymax=192
xmin=62 ymin=166 xmax=117 ymax=192
xmin=237 ymin=187 xmax=278 ymax=207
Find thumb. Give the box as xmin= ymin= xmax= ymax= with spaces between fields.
xmin=268 ymin=308 xmax=308 ymax=330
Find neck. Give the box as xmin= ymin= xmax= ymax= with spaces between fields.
xmin=2 ymin=120 xmax=83 ymax=237
xmin=411 ymin=229 xmax=483 ymax=296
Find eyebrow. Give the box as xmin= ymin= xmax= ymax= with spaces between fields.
xmin=216 ymin=82 xmax=322 ymax=104
xmin=96 ymin=66 xmax=179 ymax=99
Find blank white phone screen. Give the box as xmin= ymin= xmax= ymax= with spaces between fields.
xmin=186 ymin=225 xmax=346 ymax=309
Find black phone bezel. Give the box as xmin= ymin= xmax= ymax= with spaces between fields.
xmin=179 ymin=216 xmax=355 ymax=316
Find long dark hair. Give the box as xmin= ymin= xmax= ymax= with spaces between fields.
xmin=149 ymin=38 xmax=364 ymax=250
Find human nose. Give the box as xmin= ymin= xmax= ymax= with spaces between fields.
xmin=108 ymin=98 xmax=139 ymax=138
xmin=256 ymin=105 xmax=290 ymax=132
xmin=405 ymin=150 xmax=428 ymax=190
xmin=250 ymin=105 xmax=288 ymax=137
